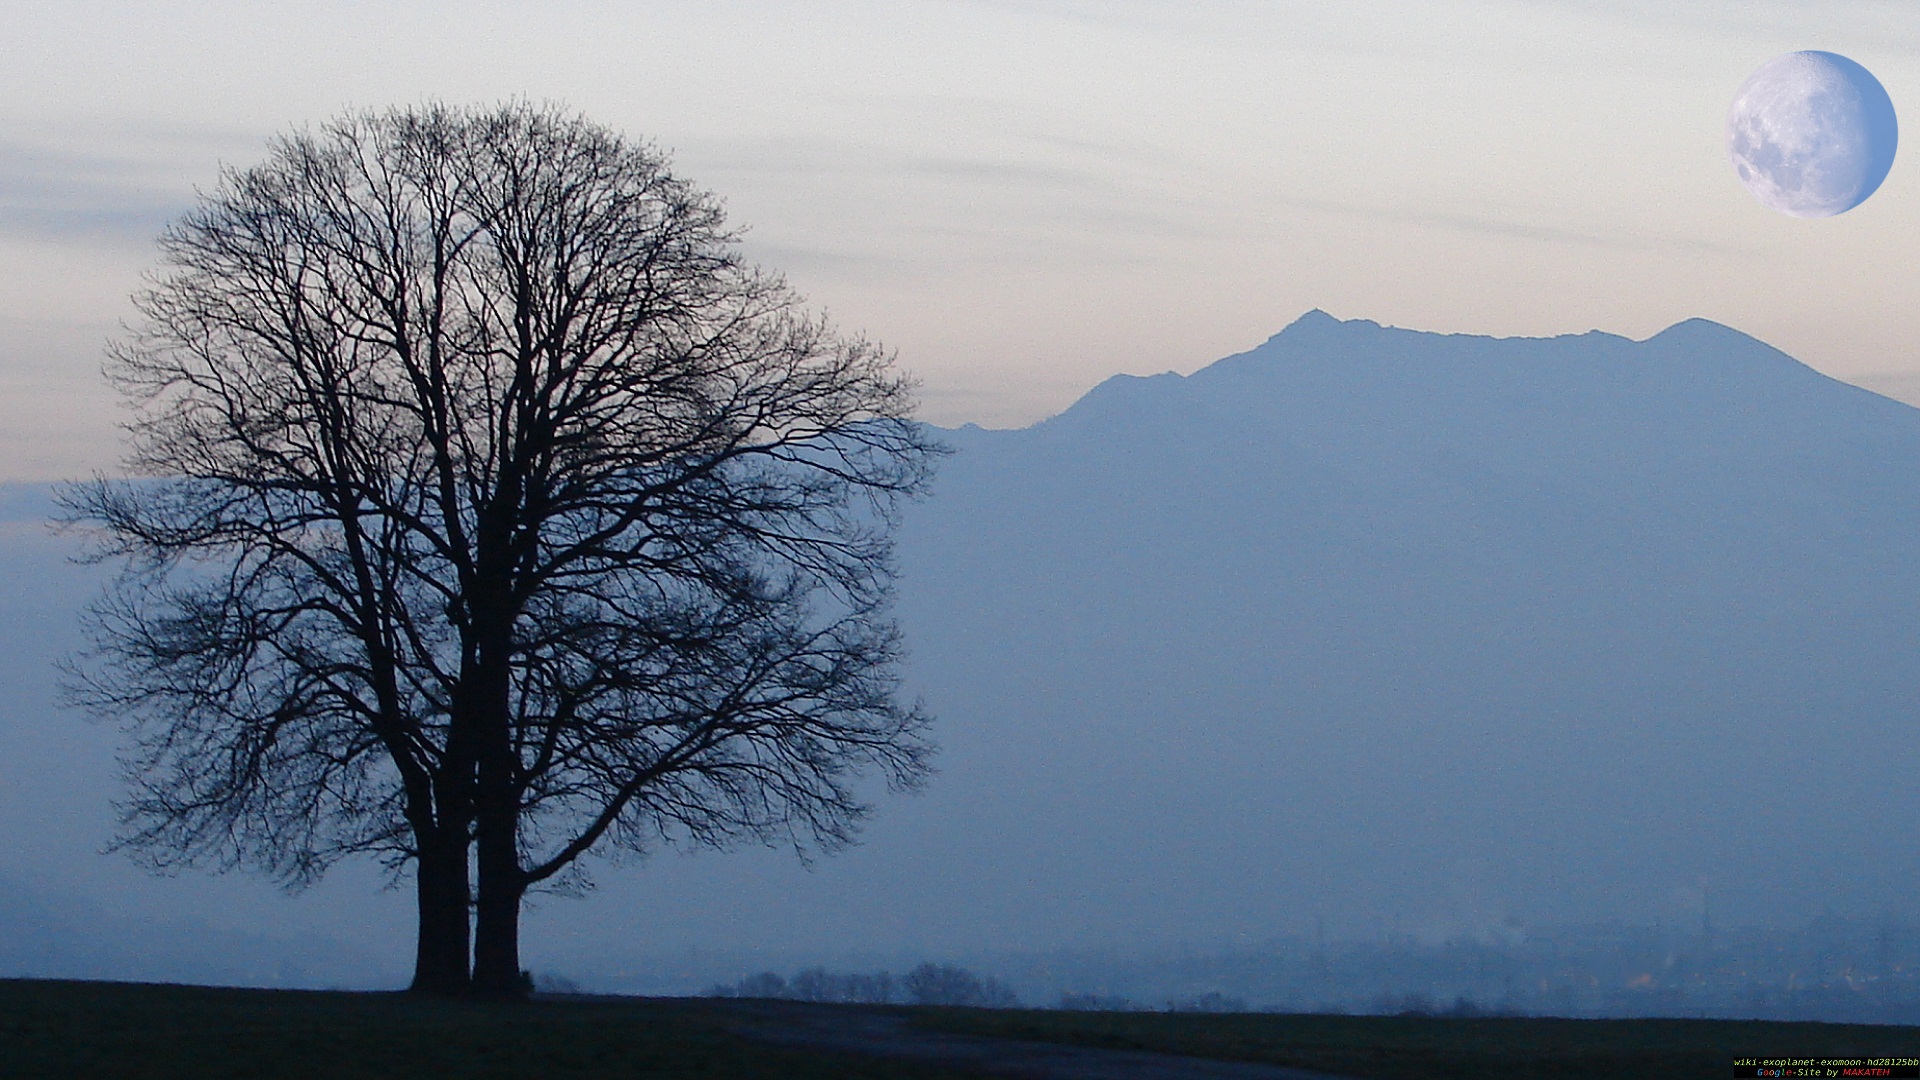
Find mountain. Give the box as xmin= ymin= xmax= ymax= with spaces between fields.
xmin=877 ymin=311 xmax=1920 ymax=946
xmin=4 ymin=312 xmax=1919 ymax=989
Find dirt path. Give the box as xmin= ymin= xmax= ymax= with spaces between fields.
xmin=706 ymin=1000 xmax=1364 ymax=1080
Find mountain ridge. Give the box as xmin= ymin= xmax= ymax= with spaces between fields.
xmin=881 ymin=312 xmax=1920 ymax=948
xmin=1047 ymin=311 xmax=1886 ymax=429
xmin=3 ymin=314 xmax=1919 ymax=973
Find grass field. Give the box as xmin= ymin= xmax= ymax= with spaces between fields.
xmin=8 ymin=978 xmax=1920 ymax=1079
xmin=913 ymin=1006 xmax=1920 ymax=1080
xmin=0 ymin=979 xmax=975 ymax=1080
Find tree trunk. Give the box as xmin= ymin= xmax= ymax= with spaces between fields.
xmin=468 ymin=609 xmax=525 ymax=998
xmin=408 ymin=827 xmax=472 ymax=995
xmin=465 ymin=490 xmax=528 ymax=999
xmin=471 ymin=800 xmax=525 ymax=997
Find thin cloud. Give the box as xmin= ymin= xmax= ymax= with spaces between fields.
xmin=0 ymin=123 xmax=262 ymax=246
xmin=0 ymin=148 xmax=180 ymax=243
xmin=902 ymin=155 xmax=1109 ymax=191
xmin=1279 ymin=192 xmax=1757 ymax=258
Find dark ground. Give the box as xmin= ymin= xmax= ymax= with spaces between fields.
xmin=0 ymin=980 xmax=975 ymax=1080
xmin=718 ymin=998 xmax=1351 ymax=1078
xmin=914 ymin=1006 xmax=1920 ymax=1080
xmin=5 ymin=979 xmax=1919 ymax=1079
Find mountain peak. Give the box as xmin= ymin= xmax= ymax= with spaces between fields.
xmin=1644 ymin=317 xmax=1752 ymax=346
xmin=1030 ymin=311 xmax=1901 ymax=443
xmin=1269 ymin=309 xmax=1378 ymax=344
xmin=901 ymin=311 xmax=1920 ymax=952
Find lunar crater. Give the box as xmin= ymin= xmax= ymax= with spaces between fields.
xmin=1726 ymin=50 xmax=1896 ymax=218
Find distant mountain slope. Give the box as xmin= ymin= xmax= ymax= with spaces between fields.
xmin=5 ymin=314 xmax=1918 ymax=984
xmin=883 ymin=312 xmax=1920 ymax=944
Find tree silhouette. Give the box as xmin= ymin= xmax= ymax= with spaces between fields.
xmin=64 ymin=102 xmax=937 ymax=996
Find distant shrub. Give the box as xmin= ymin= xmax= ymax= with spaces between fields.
xmin=904 ymin=963 xmax=1019 ymax=1008
xmin=734 ymin=972 xmax=788 ymax=999
xmin=705 ymin=963 xmax=1016 ymax=1008
xmin=1373 ymin=991 xmax=1436 ymax=1017
xmin=788 ymin=967 xmax=897 ymax=1004
xmin=1166 ymin=991 xmax=1247 ymax=1013
xmin=705 ymin=967 xmax=899 ymax=1004
xmin=534 ymin=973 xmax=583 ymax=995
xmin=844 ymin=972 xmax=896 ymax=1004
xmin=1367 ymin=992 xmax=1497 ymax=1018
xmin=1057 ymin=992 xmax=1136 ymax=1011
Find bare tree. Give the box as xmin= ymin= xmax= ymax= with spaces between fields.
xmin=903 ymin=962 xmax=1019 ymax=1007
xmin=63 ymin=103 xmax=938 ymax=996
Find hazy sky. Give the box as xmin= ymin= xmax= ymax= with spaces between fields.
xmin=10 ymin=3 xmax=1920 ymax=991
xmin=4 ymin=1 xmax=1920 ymax=480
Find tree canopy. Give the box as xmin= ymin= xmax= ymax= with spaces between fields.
xmin=64 ymin=102 xmax=939 ymax=995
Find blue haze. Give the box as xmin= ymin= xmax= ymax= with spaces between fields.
xmin=2 ymin=312 xmax=1918 ymax=1001
xmin=886 ymin=312 xmax=1920 ymax=947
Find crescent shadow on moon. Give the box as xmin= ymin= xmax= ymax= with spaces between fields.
xmin=1727 ymin=50 xmax=1897 ymax=218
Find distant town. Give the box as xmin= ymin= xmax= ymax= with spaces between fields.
xmin=621 ymin=914 xmax=1920 ymax=1025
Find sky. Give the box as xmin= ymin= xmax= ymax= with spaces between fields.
xmin=7 ymin=1 xmax=1920 ymax=995
xmin=3 ymin=1 xmax=1920 ymax=481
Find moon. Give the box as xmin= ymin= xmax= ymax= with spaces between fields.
xmin=1726 ymin=51 xmax=1897 ymax=218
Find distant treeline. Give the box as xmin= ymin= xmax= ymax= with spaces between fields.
xmin=700 ymin=965 xmax=1263 ymax=1013
xmin=703 ymin=962 xmax=1019 ymax=1008
xmin=566 ymin=916 xmax=1920 ymax=1024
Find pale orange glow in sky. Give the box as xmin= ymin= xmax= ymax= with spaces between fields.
xmin=3 ymin=1 xmax=1919 ymax=478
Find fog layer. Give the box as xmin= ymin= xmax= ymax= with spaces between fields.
xmin=3 ymin=312 xmax=1916 ymax=988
